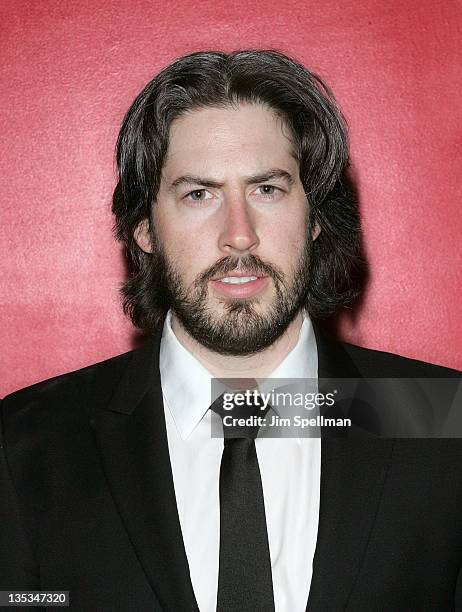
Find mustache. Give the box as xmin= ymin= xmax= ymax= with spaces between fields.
xmin=197 ymin=254 xmax=285 ymax=285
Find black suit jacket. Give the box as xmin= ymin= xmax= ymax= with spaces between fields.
xmin=1 ymin=323 xmax=462 ymax=611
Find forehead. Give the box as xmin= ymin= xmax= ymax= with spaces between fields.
xmin=163 ymin=104 xmax=298 ymax=178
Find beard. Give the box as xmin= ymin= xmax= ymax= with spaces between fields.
xmin=149 ymin=234 xmax=312 ymax=356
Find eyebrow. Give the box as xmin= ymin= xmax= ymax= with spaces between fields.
xmin=168 ymin=169 xmax=295 ymax=191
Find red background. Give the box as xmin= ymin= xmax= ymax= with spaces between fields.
xmin=1 ymin=0 xmax=461 ymax=396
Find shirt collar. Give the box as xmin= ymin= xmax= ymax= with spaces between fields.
xmin=160 ymin=310 xmax=318 ymax=440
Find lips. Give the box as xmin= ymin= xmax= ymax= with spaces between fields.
xmin=210 ymin=274 xmax=269 ymax=298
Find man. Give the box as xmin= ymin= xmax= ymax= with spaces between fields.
xmin=1 ymin=50 xmax=461 ymax=611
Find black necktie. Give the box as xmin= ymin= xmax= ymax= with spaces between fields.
xmin=211 ymin=394 xmax=275 ymax=612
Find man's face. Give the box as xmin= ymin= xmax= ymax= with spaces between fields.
xmin=135 ymin=103 xmax=319 ymax=355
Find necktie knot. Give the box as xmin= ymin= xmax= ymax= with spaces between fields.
xmin=210 ymin=392 xmax=271 ymax=439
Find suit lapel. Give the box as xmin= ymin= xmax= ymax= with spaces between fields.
xmin=92 ymin=330 xmax=198 ymax=611
xmin=307 ymin=324 xmax=395 ymax=609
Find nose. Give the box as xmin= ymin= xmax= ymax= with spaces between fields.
xmin=218 ymin=195 xmax=260 ymax=256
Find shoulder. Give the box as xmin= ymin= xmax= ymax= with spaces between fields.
xmin=327 ymin=340 xmax=461 ymax=438
xmin=340 ymin=341 xmax=461 ymax=378
xmin=4 ymin=349 xmax=133 ymax=403
xmin=1 ymin=346 xmax=142 ymax=431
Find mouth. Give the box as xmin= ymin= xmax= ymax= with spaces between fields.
xmin=216 ymin=275 xmax=259 ymax=284
xmin=210 ymin=272 xmax=270 ymax=298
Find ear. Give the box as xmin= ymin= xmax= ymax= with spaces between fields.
xmin=134 ymin=218 xmax=153 ymax=253
xmin=312 ymin=221 xmax=321 ymax=241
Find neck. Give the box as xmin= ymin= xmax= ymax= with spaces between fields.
xmin=170 ymin=311 xmax=304 ymax=379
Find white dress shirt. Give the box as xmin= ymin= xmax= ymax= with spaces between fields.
xmin=159 ymin=311 xmax=321 ymax=612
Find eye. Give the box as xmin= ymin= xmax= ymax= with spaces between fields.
xmin=185 ymin=189 xmax=213 ymax=202
xmin=254 ymin=184 xmax=283 ymax=199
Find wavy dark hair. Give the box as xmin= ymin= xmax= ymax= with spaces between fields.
xmin=112 ymin=49 xmax=362 ymax=331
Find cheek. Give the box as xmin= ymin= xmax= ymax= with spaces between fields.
xmin=155 ymin=204 xmax=213 ymax=247
xmin=156 ymin=203 xmax=222 ymax=255
xmin=153 ymin=209 xmax=187 ymax=258
xmin=154 ymin=216 xmax=217 ymax=280
xmin=261 ymin=211 xmax=308 ymax=261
